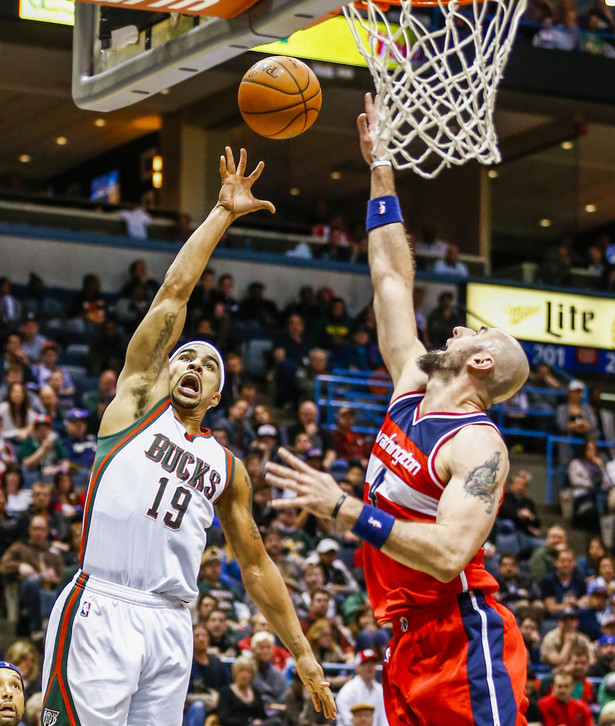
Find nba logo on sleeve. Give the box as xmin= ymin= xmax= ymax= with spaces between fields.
xmin=42 ymin=709 xmax=59 ymax=725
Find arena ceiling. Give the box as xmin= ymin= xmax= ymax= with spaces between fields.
xmin=2 ymin=14 xmax=615 ymax=251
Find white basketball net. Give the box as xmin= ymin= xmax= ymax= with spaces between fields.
xmin=343 ymin=0 xmax=527 ymax=178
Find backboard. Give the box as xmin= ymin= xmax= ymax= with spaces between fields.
xmin=72 ymin=0 xmax=342 ymax=112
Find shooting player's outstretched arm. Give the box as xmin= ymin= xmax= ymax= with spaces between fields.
xmin=100 ymin=148 xmax=274 ymax=434
xmin=357 ymin=94 xmax=427 ymax=394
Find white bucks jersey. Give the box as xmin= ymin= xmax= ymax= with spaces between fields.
xmin=80 ymin=397 xmax=233 ymax=601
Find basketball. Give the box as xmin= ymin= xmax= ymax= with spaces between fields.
xmin=238 ymin=56 xmax=321 ymax=140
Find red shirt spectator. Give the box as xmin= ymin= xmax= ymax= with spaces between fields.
xmin=538 ymin=670 xmax=594 ymax=726
xmin=330 ymin=407 xmax=372 ymax=466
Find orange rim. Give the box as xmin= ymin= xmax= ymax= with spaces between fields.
xmin=354 ymin=0 xmax=480 ymax=9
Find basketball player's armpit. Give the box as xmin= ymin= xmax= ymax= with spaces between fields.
xmin=149 ymin=312 xmax=176 ymax=374
xmin=130 ymin=382 xmax=150 ymax=420
xmin=462 ymin=451 xmax=502 ymax=514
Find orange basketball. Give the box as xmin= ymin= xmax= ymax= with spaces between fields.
xmin=238 ymin=56 xmax=322 ymax=140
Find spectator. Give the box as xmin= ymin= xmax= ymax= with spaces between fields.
xmin=251 ymin=426 xmax=280 ymax=467
xmin=529 ymin=524 xmax=568 ymax=582
xmin=237 ymin=612 xmax=291 ymax=670
xmin=413 ymin=223 xmax=448 ymax=261
xmin=18 ymin=481 xmax=65 ymax=542
xmin=50 ymin=470 xmax=82 ymax=531
xmin=494 ymin=552 xmax=542 ymax=613
xmin=566 ymin=647 xmax=597 ymax=705
xmin=528 ymin=363 xmax=562 ymax=432
xmin=184 ymin=623 xmax=229 ymax=726
xmin=2 ymin=333 xmax=34 ymax=386
xmin=0 ymin=514 xmax=64 ymax=637
xmin=335 ymin=649 xmax=386 ymax=726
xmin=204 ymin=609 xmax=239 ymax=658
xmin=556 ymin=379 xmax=597 ymax=462
xmin=198 ymin=547 xmax=249 ymax=629
xmin=538 ymin=669 xmax=593 ymax=726
xmin=0 ymin=277 xmax=23 ymax=344
xmin=588 ymin=635 xmax=615 ymax=678
xmin=262 ymin=528 xmax=303 ymax=587
xmin=295 ymin=348 xmax=330 ymax=405
xmin=286 ymin=401 xmax=336 ymax=470
xmin=306 ymin=619 xmax=351 ymax=683
xmin=24 ymin=691 xmax=43 ymax=726
xmin=306 ymin=538 xmax=360 ymax=598
xmin=61 ymin=407 xmax=96 ymax=483
xmin=350 ymin=704 xmax=376 ymax=726
xmin=330 ymin=408 xmax=372 ymax=468
xmin=584 ymin=0 xmax=615 ymax=32
xmin=0 ymin=382 xmax=38 ymax=443
xmin=4 ymin=640 xmax=40 ymax=702
xmin=19 ymin=315 xmax=47 ymax=365
xmin=578 ymin=579 xmax=609 ymax=641
xmin=346 ymin=325 xmax=383 ymax=372
xmin=498 ymin=470 xmax=543 ymax=549
xmin=118 ymin=259 xmax=159 ymax=303
xmin=519 ymin=616 xmax=543 ymax=670
xmin=38 ymin=385 xmax=65 ymax=438
xmin=590 ymin=388 xmax=615 ymax=458
xmin=216 ymin=399 xmax=256 ymax=458
xmin=270 ymin=507 xmax=314 ymax=560
xmin=3 ymin=464 xmax=30 ymax=517
xmin=272 ymin=314 xmax=312 ymax=409
xmin=18 ymin=414 xmax=69 ymax=482
xmin=217 ymin=655 xmax=274 ymax=726
xmin=237 ymin=282 xmax=279 ymax=331
xmin=299 ymin=588 xmax=352 ymax=658
xmin=251 ymin=631 xmax=288 ymax=713
xmin=538 ymin=241 xmax=574 ymax=284
xmin=22 ymin=272 xmax=63 ymax=323
xmin=348 ymin=604 xmax=390 ymax=659
xmin=540 ymin=607 xmax=593 ymax=667
xmin=426 ymin=291 xmax=465 ymax=350
xmin=568 ymin=440 xmax=612 ymax=517
xmin=209 ymin=273 xmax=239 ymax=318
xmin=578 ymin=535 xmax=607 ymax=580
xmin=33 ymin=341 xmax=75 ymax=395
xmin=316 ymin=297 xmax=352 ymax=353
xmin=540 ymin=548 xmax=587 ymax=616
xmin=0 ymin=485 xmax=20 ymax=557
xmin=119 ymin=205 xmax=152 ymax=240
xmin=432 ymin=243 xmax=469 ymax=278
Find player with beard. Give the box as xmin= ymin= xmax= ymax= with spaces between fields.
xmin=265 ymin=95 xmax=530 ymax=726
xmin=41 ymin=148 xmax=334 ymax=726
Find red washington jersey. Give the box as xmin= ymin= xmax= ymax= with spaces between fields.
xmin=363 ymin=391 xmax=502 ymax=622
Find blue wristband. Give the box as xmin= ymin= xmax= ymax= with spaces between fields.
xmin=351 ymin=504 xmax=395 ymax=549
xmin=366 ymin=196 xmax=403 ymax=232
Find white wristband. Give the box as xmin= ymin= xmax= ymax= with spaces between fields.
xmin=370 ymin=159 xmax=392 ymax=171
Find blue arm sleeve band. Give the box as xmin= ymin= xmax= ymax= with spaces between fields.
xmin=351 ymin=504 xmax=395 ymax=549
xmin=366 ymin=196 xmax=404 ymax=232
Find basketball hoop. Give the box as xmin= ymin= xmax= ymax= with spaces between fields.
xmin=343 ymin=0 xmax=527 ymax=178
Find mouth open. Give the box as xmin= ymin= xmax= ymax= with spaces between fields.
xmin=178 ymin=373 xmax=200 ymax=398
xmin=0 ymin=703 xmax=16 ymax=715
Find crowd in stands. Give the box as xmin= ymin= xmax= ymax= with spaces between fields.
xmin=524 ymin=0 xmax=615 ymax=57
xmin=2 ymin=254 xmax=615 ymax=725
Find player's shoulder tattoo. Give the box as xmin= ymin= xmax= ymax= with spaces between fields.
xmin=462 ymin=451 xmax=502 ymax=514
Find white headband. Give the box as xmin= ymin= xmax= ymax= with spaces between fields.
xmin=169 ymin=341 xmax=226 ymax=394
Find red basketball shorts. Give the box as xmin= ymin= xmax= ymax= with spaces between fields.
xmin=382 ymin=591 xmax=528 ymax=726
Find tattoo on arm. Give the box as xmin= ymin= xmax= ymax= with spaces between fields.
xmin=246 ymin=475 xmax=261 ymax=541
xmin=463 ymin=451 xmax=502 ymax=514
xmin=150 ymin=312 xmax=176 ymax=374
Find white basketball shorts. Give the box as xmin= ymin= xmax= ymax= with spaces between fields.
xmin=41 ymin=570 xmax=193 ymax=726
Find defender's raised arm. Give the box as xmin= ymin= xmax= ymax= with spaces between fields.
xmin=357 ymin=94 xmax=427 ymax=392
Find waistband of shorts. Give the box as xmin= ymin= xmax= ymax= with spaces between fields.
xmin=73 ymin=569 xmax=185 ymax=609
xmin=391 ymin=590 xmax=495 ymax=635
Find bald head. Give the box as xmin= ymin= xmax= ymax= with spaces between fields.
xmin=418 ymin=326 xmax=529 ymax=408
xmin=479 ymin=329 xmax=529 ymax=405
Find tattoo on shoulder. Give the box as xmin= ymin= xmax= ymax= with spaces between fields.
xmin=463 ymin=451 xmax=502 ymax=514
xmin=150 ymin=312 xmax=176 ymax=374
